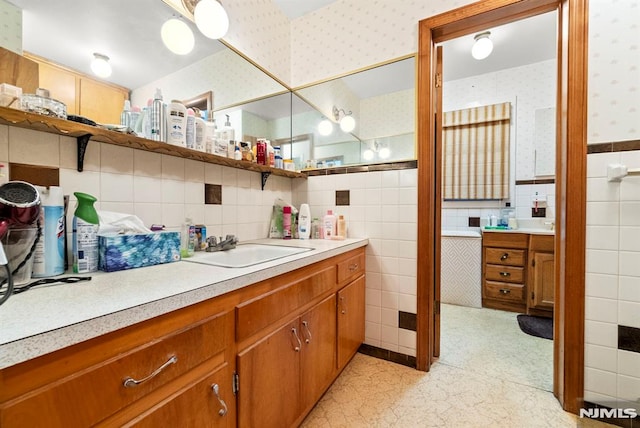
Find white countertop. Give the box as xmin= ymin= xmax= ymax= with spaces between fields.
xmin=0 ymin=238 xmax=368 ymax=369
xmin=481 ymin=227 xmax=555 ymax=235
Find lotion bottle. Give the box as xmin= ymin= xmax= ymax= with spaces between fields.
xmin=298 ymin=203 xmax=311 ymax=239
xmin=194 ymin=114 xmax=206 ymax=151
xmin=337 ymin=215 xmax=347 ymax=238
xmin=167 ymin=100 xmax=187 ymax=146
xmin=185 ymin=108 xmax=196 ymax=149
xmin=323 ymin=210 xmax=337 ymax=239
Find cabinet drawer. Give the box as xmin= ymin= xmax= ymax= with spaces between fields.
xmin=485 ymin=248 xmax=525 ymax=266
xmin=484 ymin=281 xmax=525 ymax=302
xmin=236 ymin=266 xmax=336 ymax=342
xmin=0 ymin=312 xmax=228 ymax=428
xmin=485 ymin=264 xmax=524 ymax=283
xmin=337 ymin=251 xmax=365 ymax=284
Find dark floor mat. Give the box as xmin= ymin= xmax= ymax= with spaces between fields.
xmin=517 ymin=314 xmax=553 ymax=340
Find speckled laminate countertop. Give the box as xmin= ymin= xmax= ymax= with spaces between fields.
xmin=0 ymin=238 xmax=368 ymax=369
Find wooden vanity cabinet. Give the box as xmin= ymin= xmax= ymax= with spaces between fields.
xmin=482 ymin=232 xmax=529 ymax=313
xmin=528 ymin=234 xmax=555 ymax=316
xmin=337 ymin=275 xmax=365 ymax=370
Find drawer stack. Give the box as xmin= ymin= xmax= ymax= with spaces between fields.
xmin=482 ymin=232 xmax=528 ymax=313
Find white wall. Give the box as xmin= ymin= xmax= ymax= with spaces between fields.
xmin=583 ymin=0 xmax=640 ymax=408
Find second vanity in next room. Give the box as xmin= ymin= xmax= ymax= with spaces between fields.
xmin=0 ymin=238 xmax=367 ymax=428
xmin=482 ymin=229 xmax=555 ymax=317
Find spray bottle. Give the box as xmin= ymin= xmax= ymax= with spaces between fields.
xmin=32 ymin=186 xmax=65 ymax=277
xmin=72 ymin=192 xmax=99 ymax=273
xmin=150 ymin=88 xmax=166 ymax=142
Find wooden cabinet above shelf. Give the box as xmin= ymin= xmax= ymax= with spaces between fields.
xmin=0 ymin=106 xmax=306 ymax=182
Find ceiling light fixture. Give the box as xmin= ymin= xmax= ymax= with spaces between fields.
xmin=182 ymin=0 xmax=229 ymax=40
xmin=471 ymin=31 xmax=493 ymax=60
xmin=161 ymin=18 xmax=195 ymax=55
xmin=90 ymin=53 xmax=112 ymax=78
xmin=363 ymin=141 xmax=391 ymax=161
xmin=333 ymin=106 xmax=356 ymax=133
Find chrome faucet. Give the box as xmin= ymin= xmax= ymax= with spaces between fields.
xmin=206 ymin=235 xmax=238 ymax=252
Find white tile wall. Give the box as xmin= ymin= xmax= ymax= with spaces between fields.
xmin=0 ymin=125 xmax=292 ymax=262
xmin=292 ymin=169 xmax=418 ymax=356
xmin=585 ymin=150 xmax=640 ymax=406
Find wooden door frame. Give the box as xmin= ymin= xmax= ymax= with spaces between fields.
xmin=416 ymin=0 xmax=588 ymax=414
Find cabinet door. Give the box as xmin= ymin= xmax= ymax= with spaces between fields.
xmin=38 ymin=62 xmax=78 ymax=115
xmin=337 ymin=276 xmax=365 ymax=369
xmin=128 ymin=362 xmax=233 ymax=428
xmin=300 ymin=294 xmax=337 ymax=412
xmin=530 ymin=252 xmax=555 ymax=309
xmin=237 ymin=321 xmax=301 ymax=428
xmin=79 ymin=78 xmax=127 ymax=124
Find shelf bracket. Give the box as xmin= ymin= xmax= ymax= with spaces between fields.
xmin=261 ymin=171 xmax=271 ymax=191
xmin=77 ymin=134 xmax=92 ymax=172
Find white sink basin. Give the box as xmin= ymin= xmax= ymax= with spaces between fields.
xmin=183 ymin=243 xmax=313 ymax=268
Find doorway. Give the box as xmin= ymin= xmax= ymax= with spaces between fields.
xmin=416 ymin=0 xmax=589 ymax=414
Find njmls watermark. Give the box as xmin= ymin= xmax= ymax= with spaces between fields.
xmin=579 ymin=407 xmax=638 ymax=419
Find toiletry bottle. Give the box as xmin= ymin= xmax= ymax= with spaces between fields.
xmin=167 ymin=100 xmax=187 ymax=146
xmin=323 ymin=210 xmax=337 ymax=239
xmin=150 ymin=88 xmax=166 ymax=142
xmin=256 ymin=139 xmax=267 ymax=165
xmin=194 ymin=114 xmax=206 ymax=152
xmin=120 ymin=99 xmax=131 ymax=129
xmin=181 ymin=218 xmax=196 ymax=258
xmin=223 ymin=115 xmax=235 ymax=158
xmin=267 ymin=140 xmax=275 ymax=167
xmin=72 ymin=192 xmax=99 ymax=273
xmin=311 ymin=217 xmax=321 ymax=239
xmin=32 ymin=186 xmax=65 ymax=277
xmin=283 ymin=206 xmax=292 ymax=239
xmin=185 ymin=108 xmax=196 ymax=149
xmin=234 ymin=144 xmax=242 ymax=160
xmin=129 ymin=105 xmax=141 ymax=132
xmin=205 ymin=117 xmax=216 ymax=154
xmin=337 ymin=215 xmax=347 ymax=238
xmin=298 ymin=203 xmax=311 ymax=239
xmin=274 ymin=146 xmax=283 ymax=169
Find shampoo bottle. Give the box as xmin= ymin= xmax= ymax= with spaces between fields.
xmin=72 ymin=192 xmax=99 ymax=273
xmin=298 ymin=203 xmax=311 ymax=239
xmin=323 ymin=210 xmax=337 ymax=239
xmin=32 ymin=186 xmax=65 ymax=277
xmin=194 ymin=114 xmax=206 ymax=151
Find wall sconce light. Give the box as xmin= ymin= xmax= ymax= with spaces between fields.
xmin=363 ymin=141 xmax=391 ymax=161
xmin=471 ymin=31 xmax=493 ymax=60
xmin=318 ymin=118 xmax=333 ymax=136
xmin=90 ymin=53 xmax=112 ymax=78
xmin=161 ymin=18 xmax=195 ymax=55
xmin=333 ymin=106 xmax=356 ymax=133
xmin=182 ymin=0 xmax=229 ymax=40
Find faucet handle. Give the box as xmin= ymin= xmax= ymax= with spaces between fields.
xmin=206 ymin=236 xmax=218 ymax=246
xmin=544 ymin=221 xmax=555 ymax=231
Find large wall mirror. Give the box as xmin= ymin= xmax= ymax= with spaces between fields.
xmin=292 ymin=56 xmax=416 ymax=169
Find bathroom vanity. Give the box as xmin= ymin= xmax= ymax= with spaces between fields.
xmin=482 ymin=230 xmax=554 ymax=317
xmin=0 ymin=239 xmax=367 ymax=427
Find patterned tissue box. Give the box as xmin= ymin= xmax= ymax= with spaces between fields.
xmin=98 ymin=232 xmax=181 ymax=272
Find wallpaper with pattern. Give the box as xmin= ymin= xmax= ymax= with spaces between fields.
xmin=359 ymin=89 xmax=415 ymax=141
xmin=0 ymin=0 xmax=22 ymax=54
xmin=587 ymin=0 xmax=640 ymax=144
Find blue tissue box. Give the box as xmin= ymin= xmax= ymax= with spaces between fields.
xmin=99 ymin=232 xmax=181 ymax=272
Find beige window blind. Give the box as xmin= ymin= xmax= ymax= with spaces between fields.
xmin=442 ymin=102 xmax=511 ymax=200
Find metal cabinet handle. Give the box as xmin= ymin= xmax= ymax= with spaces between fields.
xmin=211 ymin=383 xmax=228 ymax=416
xmin=499 ymin=288 xmax=511 ymax=294
xmin=499 ymin=271 xmax=511 ymax=277
xmin=302 ymin=320 xmax=312 ymax=344
xmin=291 ymin=327 xmax=302 ymax=352
xmin=123 ymin=355 xmax=177 ymax=388
xmin=348 ymin=263 xmax=359 ymax=271
xmin=339 ymin=296 xmax=347 ymax=315
xmin=500 ymin=253 xmax=509 ymax=261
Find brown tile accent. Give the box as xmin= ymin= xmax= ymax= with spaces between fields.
xmin=515 ymin=178 xmax=555 ymax=185
xmin=532 ymin=207 xmax=547 ymax=218
xmin=587 ymin=139 xmax=640 ymax=154
xmin=336 ymin=190 xmax=350 ymax=206
xmin=204 ymin=183 xmax=222 ymax=205
xmin=346 ymin=166 xmax=369 ymax=173
xmin=303 ymin=160 xmax=418 ymax=177
xmin=469 ymin=217 xmax=480 ymax=227
xmin=9 ymin=163 xmax=59 ymax=187
xmin=305 ymin=170 xmax=327 ymax=177
xmin=619 ymin=325 xmax=640 ymax=354
xmin=358 ymin=344 xmax=416 ymax=368
xmin=398 ymin=311 xmax=417 ymax=331
xmin=327 ymin=167 xmax=347 ymax=175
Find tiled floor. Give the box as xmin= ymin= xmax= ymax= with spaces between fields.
xmin=302 ymin=304 xmax=613 ymax=427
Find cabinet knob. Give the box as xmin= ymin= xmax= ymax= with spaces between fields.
xmin=499 ymin=271 xmax=511 ymax=277
xmin=302 ymin=320 xmax=312 ymax=344
xmin=348 ymin=263 xmax=359 ymax=271
xmin=500 ymin=253 xmax=509 ymax=261
xmin=211 ymin=383 xmax=228 ymax=417
xmin=123 ymin=355 xmax=177 ymax=388
xmin=339 ymin=296 xmax=347 ymax=315
xmin=499 ymin=288 xmax=511 ymax=294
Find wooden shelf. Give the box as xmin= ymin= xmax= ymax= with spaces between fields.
xmin=0 ymin=106 xmax=306 ymax=183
